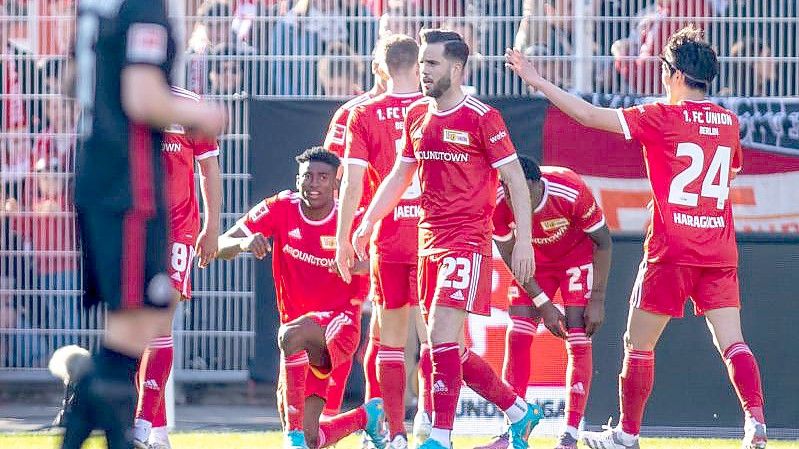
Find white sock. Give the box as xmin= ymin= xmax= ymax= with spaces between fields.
xmin=429 ymin=428 xmax=451 ymax=447
xmin=150 ymin=426 xmax=170 ymax=445
xmin=504 ymin=397 xmax=529 ymax=424
xmin=133 ymin=418 xmax=152 ymax=443
xmin=564 ymin=425 xmax=579 ymax=439
xmin=616 ymin=427 xmax=638 ymax=445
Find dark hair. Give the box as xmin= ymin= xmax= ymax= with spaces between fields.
xmin=199 ymin=1 xmax=231 ymax=22
xmin=382 ymin=34 xmax=419 ymax=73
xmin=661 ymin=25 xmax=718 ymax=92
xmin=517 ymin=155 xmax=542 ymax=182
xmin=419 ymin=29 xmax=469 ymax=66
xmin=295 ymin=146 xmax=341 ymax=170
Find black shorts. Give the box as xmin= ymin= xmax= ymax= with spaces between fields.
xmin=77 ymin=207 xmax=173 ymax=311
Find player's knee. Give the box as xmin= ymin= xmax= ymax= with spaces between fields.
xmin=622 ymin=332 xmax=634 ymax=351
xmin=305 ymin=431 xmax=319 ymax=449
xmin=278 ymin=325 xmax=300 ymax=354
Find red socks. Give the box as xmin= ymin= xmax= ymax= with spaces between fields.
xmin=503 ymin=317 xmax=537 ymax=397
xmin=431 ymin=343 xmax=462 ymax=430
xmin=282 ymin=351 xmax=309 ymax=431
xmin=377 ymin=345 xmax=406 ymax=437
xmin=322 ymin=361 xmax=352 ymax=417
xmin=565 ymin=328 xmax=593 ymax=429
xmin=619 ymin=349 xmax=654 ymax=436
xmin=136 ymin=335 xmax=173 ymax=428
xmin=364 ymin=336 xmax=381 ymax=400
xmin=318 ymin=406 xmax=367 ymax=447
xmin=419 ymin=343 xmax=433 ymax=415
xmin=723 ymin=342 xmax=765 ymax=423
xmin=462 ymin=350 xmax=516 ymax=411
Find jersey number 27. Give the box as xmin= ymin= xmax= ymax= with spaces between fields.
xmin=668 ymin=142 xmax=731 ymax=210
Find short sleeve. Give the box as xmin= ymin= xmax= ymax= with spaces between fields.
xmin=573 ymin=184 xmax=606 ymax=233
xmin=192 ymin=136 xmax=219 ymax=161
xmin=616 ymin=103 xmax=661 ymax=142
xmin=238 ymin=194 xmax=283 ymax=237
xmin=344 ymin=106 xmax=370 ymax=167
xmin=481 ymin=109 xmax=517 ymax=168
xmin=121 ymin=0 xmax=171 ymax=69
xmin=400 ymin=113 xmax=417 ymax=163
xmin=323 ymin=107 xmax=349 ymax=157
xmin=492 ymin=195 xmax=516 ymax=242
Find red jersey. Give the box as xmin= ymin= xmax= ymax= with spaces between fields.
xmin=493 ymin=167 xmax=605 ymax=270
xmin=617 ymin=100 xmax=743 ymax=267
xmin=238 ymin=191 xmax=363 ymax=323
xmin=324 ymin=91 xmax=381 ymax=207
xmin=346 ymin=92 xmax=423 ymax=263
xmin=162 ymin=87 xmax=218 ymax=237
xmin=401 ymin=96 xmax=518 ymax=257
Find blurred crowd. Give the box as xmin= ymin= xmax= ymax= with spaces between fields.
xmin=0 ymin=0 xmax=796 ymax=367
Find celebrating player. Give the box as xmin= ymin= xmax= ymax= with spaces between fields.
xmin=217 ymin=147 xmax=385 ymax=449
xmin=335 ymin=34 xmax=424 ymax=449
xmin=64 ymin=2 xmax=225 ymax=449
xmin=132 ymin=86 xmax=222 ymax=449
xmin=322 ymin=39 xmax=389 ymax=419
xmin=476 ymin=156 xmax=611 ymax=449
xmin=353 ymin=30 xmax=540 ymax=449
xmin=506 ymin=26 xmax=766 ymax=449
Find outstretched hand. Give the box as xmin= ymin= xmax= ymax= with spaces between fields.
xmin=505 ymin=48 xmax=545 ymax=89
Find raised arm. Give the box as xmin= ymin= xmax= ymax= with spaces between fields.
xmin=498 ymin=159 xmax=535 ymax=284
xmin=352 ymin=159 xmax=417 ymax=259
xmin=505 ymin=49 xmax=623 ymax=135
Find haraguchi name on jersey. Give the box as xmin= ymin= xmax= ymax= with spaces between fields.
xmin=417 ymin=151 xmax=469 ymax=162
xmin=673 ymin=212 xmax=726 ymax=229
xmin=282 ymin=243 xmax=335 ymax=268
xmin=162 ymin=142 xmax=181 ymax=153
xmin=394 ymin=204 xmax=420 ymax=221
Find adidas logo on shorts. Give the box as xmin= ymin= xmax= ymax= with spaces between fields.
xmin=449 ymin=290 xmax=465 ymax=301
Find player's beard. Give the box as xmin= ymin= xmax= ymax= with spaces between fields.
xmin=425 ymin=75 xmax=451 ymax=99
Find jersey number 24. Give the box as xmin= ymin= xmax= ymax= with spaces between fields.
xmin=668 ymin=142 xmax=731 ymax=210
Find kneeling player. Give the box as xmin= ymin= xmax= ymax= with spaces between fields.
xmin=477 ymin=156 xmax=612 ymax=449
xmin=217 ymin=147 xmax=384 ymax=449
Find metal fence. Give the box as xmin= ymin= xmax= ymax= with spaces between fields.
xmin=1 ymin=0 xmax=255 ymax=381
xmin=1 ymin=0 xmax=797 ymax=381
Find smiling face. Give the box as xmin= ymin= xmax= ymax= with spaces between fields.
xmin=296 ymin=160 xmax=337 ymax=211
xmin=419 ymin=42 xmax=457 ymax=98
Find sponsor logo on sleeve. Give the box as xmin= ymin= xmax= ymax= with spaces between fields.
xmin=127 ymin=23 xmax=168 ymax=64
xmin=488 ymin=130 xmax=507 ymax=144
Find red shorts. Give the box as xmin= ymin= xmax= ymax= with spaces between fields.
xmin=167 ymin=234 xmax=196 ymax=299
xmin=630 ymin=260 xmax=740 ymax=318
xmin=419 ymin=250 xmax=492 ymax=317
xmin=306 ymin=309 xmax=361 ymax=380
xmin=371 ymin=256 xmax=418 ymax=310
xmin=510 ymin=263 xmax=594 ymax=308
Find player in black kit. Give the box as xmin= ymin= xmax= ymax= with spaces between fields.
xmin=62 ymin=1 xmax=225 ymax=448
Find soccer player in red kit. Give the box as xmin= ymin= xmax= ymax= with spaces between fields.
xmin=322 ymin=39 xmax=389 ymax=419
xmin=476 ymin=156 xmax=611 ymax=449
xmin=132 ymin=86 xmax=222 ymax=449
xmin=353 ymin=30 xmax=540 ymax=449
xmin=507 ymin=26 xmax=766 ymax=449
xmin=335 ymin=34 xmax=424 ymax=449
xmin=217 ymin=147 xmax=385 ymax=449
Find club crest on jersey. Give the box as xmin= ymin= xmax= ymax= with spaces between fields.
xmin=164 ymin=124 xmax=185 ymax=134
xmin=541 ymin=218 xmax=569 ymax=231
xmin=320 ymin=236 xmax=337 ymax=250
xmin=442 ymin=129 xmax=470 ymax=145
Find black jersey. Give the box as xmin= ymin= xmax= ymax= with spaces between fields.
xmin=74 ymin=0 xmax=177 ymax=213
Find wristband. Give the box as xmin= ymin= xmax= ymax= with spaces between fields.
xmin=532 ymin=292 xmax=550 ymax=308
